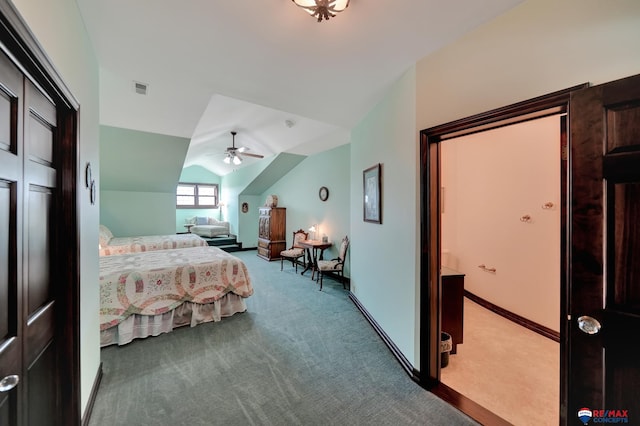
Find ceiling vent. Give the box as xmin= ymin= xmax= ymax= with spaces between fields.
xmin=133 ymin=81 xmax=148 ymax=95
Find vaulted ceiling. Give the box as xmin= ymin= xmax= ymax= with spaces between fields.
xmin=76 ymin=0 xmax=524 ymax=175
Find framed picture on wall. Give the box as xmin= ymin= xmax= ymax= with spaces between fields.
xmin=363 ymin=163 xmax=382 ymax=224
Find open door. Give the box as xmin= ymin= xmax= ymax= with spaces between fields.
xmin=568 ymin=74 xmax=640 ymax=424
xmin=420 ymin=85 xmax=586 ymax=425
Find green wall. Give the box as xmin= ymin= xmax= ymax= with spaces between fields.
xmin=261 ymin=144 xmax=351 ymax=275
xmin=350 ymin=68 xmax=418 ymax=366
xmin=101 ymin=191 xmax=176 ymax=237
xmin=100 ymin=125 xmax=189 ymax=192
xmin=100 ymin=125 xmax=190 ymax=236
xmin=221 ymin=160 xmax=272 ymax=244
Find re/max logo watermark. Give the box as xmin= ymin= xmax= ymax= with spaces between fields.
xmin=578 ymin=408 xmax=629 ymax=424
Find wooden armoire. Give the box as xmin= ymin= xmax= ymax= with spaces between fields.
xmin=257 ymin=207 xmax=286 ymax=261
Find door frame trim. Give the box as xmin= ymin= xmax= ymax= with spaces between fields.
xmin=1 ymin=1 xmax=80 ymax=424
xmin=418 ymin=84 xmax=587 ymax=425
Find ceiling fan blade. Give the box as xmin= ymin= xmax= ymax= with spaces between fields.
xmin=221 ymin=131 xmax=264 ymax=162
xmin=241 ymin=152 xmax=264 ymax=159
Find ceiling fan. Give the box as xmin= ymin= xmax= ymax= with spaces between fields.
xmin=223 ymin=131 xmax=264 ymax=165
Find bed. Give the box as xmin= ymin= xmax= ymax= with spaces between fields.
xmin=99 ymin=245 xmax=253 ymax=346
xmin=99 ymin=224 xmax=208 ymax=256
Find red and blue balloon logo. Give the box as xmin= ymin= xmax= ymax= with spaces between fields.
xmin=578 ymin=408 xmax=593 ymax=425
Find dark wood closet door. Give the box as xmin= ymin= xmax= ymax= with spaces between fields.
xmin=0 ymin=46 xmax=60 ymax=426
xmin=23 ymin=79 xmax=59 ymax=426
xmin=0 ymin=45 xmax=24 ymax=426
xmin=569 ymin=73 xmax=640 ymax=422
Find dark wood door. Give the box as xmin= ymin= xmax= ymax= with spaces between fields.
xmin=569 ymin=73 xmax=640 ymax=424
xmin=0 ymin=44 xmax=60 ymax=426
xmin=0 ymin=44 xmax=24 ymax=426
xmin=24 ymin=78 xmax=59 ymax=426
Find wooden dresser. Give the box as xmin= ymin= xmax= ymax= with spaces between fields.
xmin=257 ymin=207 xmax=286 ymax=261
xmin=441 ymin=267 xmax=465 ymax=354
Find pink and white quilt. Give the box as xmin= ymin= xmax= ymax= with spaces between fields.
xmin=99 ymin=246 xmax=253 ymax=331
xmin=99 ymin=233 xmax=208 ymax=256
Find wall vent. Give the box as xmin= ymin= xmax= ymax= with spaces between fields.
xmin=133 ymin=81 xmax=148 ymax=95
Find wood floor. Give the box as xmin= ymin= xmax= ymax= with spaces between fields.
xmin=441 ymin=297 xmax=559 ymax=426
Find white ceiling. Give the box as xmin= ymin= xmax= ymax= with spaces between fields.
xmin=76 ymin=0 xmax=524 ymax=176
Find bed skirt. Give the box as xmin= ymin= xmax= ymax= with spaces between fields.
xmin=100 ymin=293 xmax=247 ymax=347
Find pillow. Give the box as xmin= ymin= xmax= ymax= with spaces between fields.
xmin=196 ymin=216 xmax=208 ymax=225
xmin=98 ymin=225 xmax=113 ymax=246
xmin=208 ymin=217 xmax=220 ymax=224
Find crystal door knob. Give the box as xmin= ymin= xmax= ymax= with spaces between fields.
xmin=577 ymin=316 xmax=601 ymax=335
xmin=0 ymin=374 xmax=19 ymax=392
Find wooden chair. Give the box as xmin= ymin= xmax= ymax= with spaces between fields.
xmin=280 ymin=229 xmax=309 ymax=272
xmin=316 ymin=236 xmax=349 ymax=290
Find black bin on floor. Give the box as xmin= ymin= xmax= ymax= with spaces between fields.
xmin=440 ymin=332 xmax=452 ymax=368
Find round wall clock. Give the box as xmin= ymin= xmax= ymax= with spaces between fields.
xmin=319 ymin=186 xmax=329 ymax=201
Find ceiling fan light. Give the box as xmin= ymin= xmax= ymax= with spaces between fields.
xmin=223 ymin=155 xmax=231 ymax=164
xmin=292 ymin=0 xmax=350 ymax=22
xmin=233 ymin=155 xmax=242 ymax=165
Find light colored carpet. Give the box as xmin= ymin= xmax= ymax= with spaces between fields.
xmin=441 ymin=298 xmax=559 ymax=426
xmin=88 ymin=250 xmax=479 ymax=426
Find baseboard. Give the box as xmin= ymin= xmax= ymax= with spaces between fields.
xmin=348 ymin=292 xmax=419 ymax=381
xmin=350 ymin=290 xmax=534 ymax=426
xmin=323 ymin=271 xmax=350 ymax=288
xmin=464 ymin=291 xmax=560 ymax=342
xmin=81 ymin=362 xmax=103 ymax=426
xmin=429 ymin=382 xmax=513 ymax=426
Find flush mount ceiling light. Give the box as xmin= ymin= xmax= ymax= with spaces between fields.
xmin=291 ymin=0 xmax=350 ymax=22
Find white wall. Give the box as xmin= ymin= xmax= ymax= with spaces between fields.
xmin=351 ymin=67 xmax=419 ymax=366
xmin=417 ymin=0 xmax=640 ymax=130
xmin=410 ymin=0 xmax=640 ymax=371
xmin=441 ymin=116 xmax=561 ymax=332
xmin=11 ymin=0 xmax=101 ymax=415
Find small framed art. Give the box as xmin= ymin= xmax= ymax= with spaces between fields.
xmin=363 ymin=163 xmax=381 ymax=224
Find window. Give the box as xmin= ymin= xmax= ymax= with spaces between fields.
xmin=176 ymin=183 xmax=218 ymax=208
